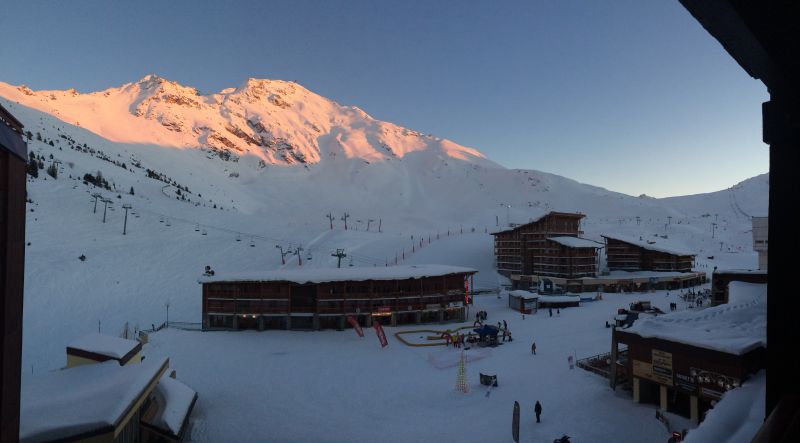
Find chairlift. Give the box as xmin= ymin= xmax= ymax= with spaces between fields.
xmin=166 ymin=219 xmax=171 ymax=227
xmin=306 ymin=253 xmax=312 ymax=261
xmin=249 ymin=238 xmax=255 ymax=247
xmin=194 ymin=223 xmax=200 ymax=232
xmin=202 ymin=229 xmax=207 ymax=236
xmin=236 ymin=234 xmax=241 ymax=242
xmin=159 ymin=217 xmax=164 ymax=223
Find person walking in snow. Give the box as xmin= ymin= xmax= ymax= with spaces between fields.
xmin=556 ymin=308 xmax=560 ymax=316
xmin=549 ymin=308 xmax=553 ymax=317
xmin=503 ymin=320 xmax=507 ymax=330
xmin=534 ymin=401 xmax=542 ymax=423
xmin=531 ymin=341 xmax=537 ymax=355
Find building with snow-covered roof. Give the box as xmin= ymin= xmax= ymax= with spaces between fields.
xmin=710 ymin=268 xmax=768 ymax=306
xmin=20 ymin=336 xmax=198 ymax=443
xmin=1 ymin=103 xmax=27 ymax=442
xmin=491 ymin=211 xmax=600 ymax=278
xmin=66 ymin=333 xmax=143 ymax=367
xmin=610 ymin=282 xmax=766 ymax=426
xmin=200 ymin=264 xmax=477 ymax=330
xmin=20 ymin=357 xmax=170 ymax=443
xmin=602 ymin=234 xmax=696 ymax=272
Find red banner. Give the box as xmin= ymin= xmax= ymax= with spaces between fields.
xmin=347 ymin=315 xmax=364 ymax=337
xmin=373 ymin=321 xmax=388 ymax=347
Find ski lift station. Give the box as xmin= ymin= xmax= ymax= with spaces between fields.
xmin=199 ymin=265 xmax=477 ymax=330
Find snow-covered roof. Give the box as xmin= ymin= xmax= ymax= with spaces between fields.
xmin=490 ymin=211 xmax=584 ymax=235
xmin=537 ymin=295 xmax=581 ymax=303
xmin=713 ymin=268 xmax=767 ymax=275
xmin=200 ymin=264 xmax=477 ymax=284
xmin=547 ymin=236 xmax=603 ymax=249
xmin=144 ymin=374 xmax=198 ymax=437
xmin=20 ymin=357 xmax=169 ymax=442
xmin=508 ymin=290 xmax=539 ymax=299
xmin=624 ymin=281 xmax=766 ymax=355
xmin=602 ymin=233 xmax=695 ymax=256
xmin=67 ymin=333 xmax=140 ymax=360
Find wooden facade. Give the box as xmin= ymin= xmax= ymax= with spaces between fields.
xmin=202 ymin=270 xmax=476 ymax=330
xmin=612 ymin=328 xmax=765 ymax=424
xmin=492 ymin=212 xmax=598 ymax=278
xmin=603 ymin=236 xmax=695 ymax=272
xmin=0 ymin=104 xmax=26 ymax=443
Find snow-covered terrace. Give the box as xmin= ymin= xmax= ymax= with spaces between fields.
xmin=602 ymin=233 xmax=696 ymax=256
xmin=20 ymin=357 xmax=169 ymax=442
xmin=625 ymin=281 xmax=766 ymax=355
xmin=200 ymin=264 xmax=477 ymax=284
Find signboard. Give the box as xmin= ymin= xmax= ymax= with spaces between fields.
xmin=674 ymin=373 xmax=697 ymax=393
xmin=651 ymin=349 xmax=674 ymax=386
xmin=346 ymin=315 xmax=364 ymax=337
xmin=632 ymin=359 xmax=653 ymax=380
xmin=373 ymin=321 xmax=388 ymax=347
xmin=512 ymin=401 xmax=520 ymax=443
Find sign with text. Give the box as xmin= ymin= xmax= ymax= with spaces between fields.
xmin=632 ymin=359 xmax=653 ymax=380
xmin=651 ymin=349 xmax=674 ymax=386
xmin=674 ymin=373 xmax=697 ymax=393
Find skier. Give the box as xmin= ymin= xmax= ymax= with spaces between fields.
xmin=534 ymin=400 xmax=542 ymax=423
xmin=531 ymin=341 xmax=537 ymax=355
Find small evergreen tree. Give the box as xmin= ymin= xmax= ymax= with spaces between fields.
xmin=27 ymin=159 xmax=39 ymax=178
xmin=46 ymin=163 xmax=57 ymax=179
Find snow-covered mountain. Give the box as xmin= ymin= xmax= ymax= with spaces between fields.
xmin=1 ymin=75 xmax=491 ymax=167
xmin=0 ymin=76 xmax=767 ymax=373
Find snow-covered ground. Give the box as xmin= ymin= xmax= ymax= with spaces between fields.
xmin=142 ymin=286 xmax=747 ymax=443
xmin=0 ymin=77 xmax=768 ymax=442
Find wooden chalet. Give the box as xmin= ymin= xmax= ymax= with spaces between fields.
xmin=602 ymin=234 xmax=695 ymax=272
xmin=1 ymin=103 xmax=27 ymax=443
xmin=200 ymin=265 xmax=477 ymax=330
xmin=609 ymin=282 xmax=766 ymax=425
xmin=491 ymin=211 xmax=600 ymax=278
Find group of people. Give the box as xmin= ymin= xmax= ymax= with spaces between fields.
xmin=446 ymin=332 xmax=477 ymax=348
xmin=548 ymin=308 xmax=560 ymax=317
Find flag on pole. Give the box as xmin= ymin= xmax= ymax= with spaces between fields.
xmin=347 ymin=315 xmax=364 ymax=337
xmin=373 ymin=321 xmax=388 ymax=347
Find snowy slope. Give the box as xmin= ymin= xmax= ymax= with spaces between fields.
xmin=0 ymin=77 xmax=767 ymax=375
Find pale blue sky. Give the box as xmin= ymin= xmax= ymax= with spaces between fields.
xmin=0 ymin=0 xmax=768 ymax=197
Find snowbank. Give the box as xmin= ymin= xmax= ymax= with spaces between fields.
xmin=684 ymin=371 xmax=766 ymax=443
xmin=626 ymin=281 xmax=766 ymax=354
